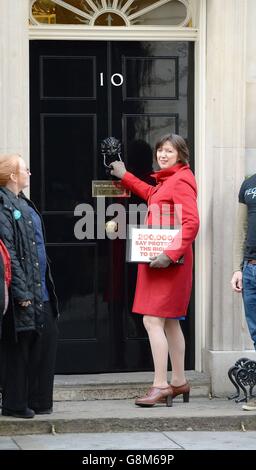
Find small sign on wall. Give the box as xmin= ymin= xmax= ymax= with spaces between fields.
xmin=92 ymin=180 xmax=131 ymax=197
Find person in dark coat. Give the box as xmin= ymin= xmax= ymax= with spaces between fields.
xmin=111 ymin=134 xmax=200 ymax=407
xmin=0 ymin=154 xmax=59 ymax=419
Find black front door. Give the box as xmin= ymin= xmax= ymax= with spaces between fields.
xmin=30 ymin=40 xmax=194 ymax=373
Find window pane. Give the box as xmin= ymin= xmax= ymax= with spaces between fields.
xmin=32 ymin=0 xmax=90 ymax=24
xmin=130 ymin=1 xmax=187 ymax=26
xmin=31 ymin=0 xmax=189 ymax=26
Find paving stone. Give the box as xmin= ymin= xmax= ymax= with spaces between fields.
xmin=14 ymin=432 xmax=181 ymax=450
xmin=0 ymin=437 xmax=19 ymax=450
xmin=164 ymin=431 xmax=256 ymax=450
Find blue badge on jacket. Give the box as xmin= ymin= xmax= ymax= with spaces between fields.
xmin=13 ymin=209 xmax=21 ymax=220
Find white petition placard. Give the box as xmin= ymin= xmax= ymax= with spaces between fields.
xmin=127 ymin=226 xmax=181 ymax=263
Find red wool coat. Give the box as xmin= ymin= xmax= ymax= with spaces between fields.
xmin=122 ymin=162 xmax=200 ymax=318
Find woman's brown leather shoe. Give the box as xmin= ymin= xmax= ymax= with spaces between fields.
xmin=170 ymin=382 xmax=190 ymax=402
xmin=135 ymin=386 xmax=173 ymax=407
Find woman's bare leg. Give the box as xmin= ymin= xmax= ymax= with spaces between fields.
xmin=164 ymin=319 xmax=186 ymax=386
xmin=143 ymin=315 xmax=169 ymax=388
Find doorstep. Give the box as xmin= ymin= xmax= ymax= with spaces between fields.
xmin=53 ymin=371 xmax=210 ymax=401
xmin=0 ymin=397 xmax=255 ymax=436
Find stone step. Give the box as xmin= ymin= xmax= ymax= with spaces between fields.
xmin=0 ymin=398 xmax=254 ymax=436
xmin=53 ymin=371 xmax=210 ymax=401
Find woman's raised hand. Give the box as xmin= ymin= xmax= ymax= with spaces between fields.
xmin=110 ymin=161 xmax=127 ymax=179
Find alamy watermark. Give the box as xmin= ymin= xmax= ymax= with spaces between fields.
xmin=74 ymin=199 xmax=183 ymax=249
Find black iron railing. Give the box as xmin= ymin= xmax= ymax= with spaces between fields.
xmin=228 ymin=357 xmax=256 ymax=402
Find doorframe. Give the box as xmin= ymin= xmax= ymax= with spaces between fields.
xmin=29 ymin=25 xmax=198 ymax=41
xmin=28 ymin=2 xmax=206 ymax=372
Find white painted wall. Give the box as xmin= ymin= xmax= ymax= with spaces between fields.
xmin=245 ymin=0 xmax=256 ymax=176
xmin=205 ymin=0 xmax=256 ymax=396
xmin=0 ymin=0 xmax=29 ymax=165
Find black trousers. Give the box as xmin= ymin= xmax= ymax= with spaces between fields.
xmin=1 ymin=301 xmax=58 ymax=411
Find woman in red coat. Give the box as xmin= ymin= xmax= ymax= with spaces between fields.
xmin=111 ymin=134 xmax=199 ymax=407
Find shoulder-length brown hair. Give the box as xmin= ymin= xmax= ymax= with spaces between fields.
xmin=0 ymin=154 xmax=20 ymax=186
xmin=154 ymin=134 xmax=189 ymax=165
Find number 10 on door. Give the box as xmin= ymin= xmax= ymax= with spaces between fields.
xmin=100 ymin=73 xmax=124 ymax=87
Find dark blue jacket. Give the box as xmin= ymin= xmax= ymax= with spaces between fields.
xmin=0 ymin=187 xmax=59 ymax=335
